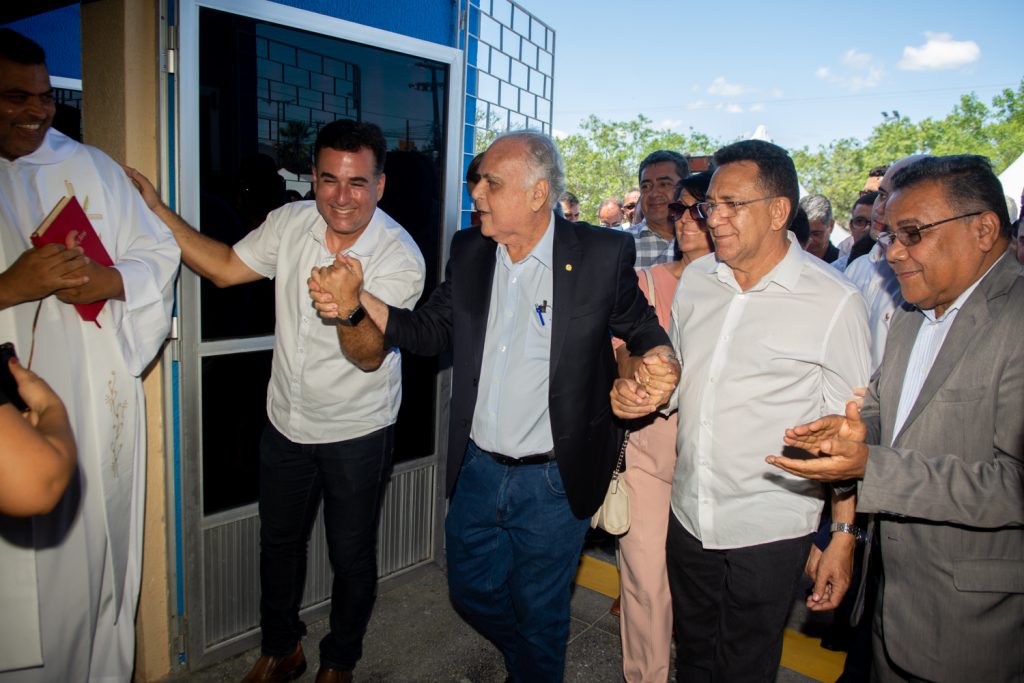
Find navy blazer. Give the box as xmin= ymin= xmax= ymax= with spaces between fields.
xmin=385 ymin=216 xmax=669 ymax=518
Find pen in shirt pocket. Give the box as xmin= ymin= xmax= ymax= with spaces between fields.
xmin=535 ymin=300 xmax=549 ymax=326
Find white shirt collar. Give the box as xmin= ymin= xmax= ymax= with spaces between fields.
xmin=713 ymin=231 xmax=803 ymax=293
xmin=497 ymin=211 xmax=555 ymax=270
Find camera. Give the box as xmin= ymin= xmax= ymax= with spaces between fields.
xmin=0 ymin=342 xmax=29 ymax=412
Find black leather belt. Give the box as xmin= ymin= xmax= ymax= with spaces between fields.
xmin=488 ymin=450 xmax=556 ymax=466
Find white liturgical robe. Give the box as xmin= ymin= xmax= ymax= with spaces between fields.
xmin=0 ymin=129 xmax=179 ymax=681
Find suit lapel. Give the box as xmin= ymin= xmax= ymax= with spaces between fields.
xmin=550 ymin=219 xmax=581 ymax=378
xmin=880 ymin=308 xmax=920 ymax=444
xmin=891 ymin=255 xmax=1020 ymax=443
xmin=893 ymin=304 xmax=987 ymax=443
xmin=462 ymin=232 xmax=497 ymax=375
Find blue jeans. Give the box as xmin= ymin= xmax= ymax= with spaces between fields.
xmin=445 ymin=440 xmax=590 ymax=682
xmin=258 ymin=423 xmax=394 ymax=671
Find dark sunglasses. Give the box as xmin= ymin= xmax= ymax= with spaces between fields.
xmin=667 ymin=201 xmax=703 ymax=224
xmin=623 ymin=202 xmax=637 ymax=210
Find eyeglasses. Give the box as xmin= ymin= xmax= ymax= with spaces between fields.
xmin=623 ymin=202 xmax=637 ymax=210
xmin=876 ymin=211 xmax=982 ymax=248
xmin=694 ymin=195 xmax=780 ymax=220
xmin=667 ymin=201 xmax=703 ymax=223
xmin=849 ymin=216 xmax=871 ymax=230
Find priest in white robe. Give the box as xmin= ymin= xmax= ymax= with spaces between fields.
xmin=0 ymin=30 xmax=180 ymax=682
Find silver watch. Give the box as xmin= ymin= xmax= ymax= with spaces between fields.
xmin=830 ymin=522 xmax=862 ymax=539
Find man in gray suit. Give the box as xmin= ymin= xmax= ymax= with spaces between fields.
xmin=767 ymin=154 xmax=1024 ymax=682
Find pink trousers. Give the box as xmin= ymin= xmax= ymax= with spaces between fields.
xmin=618 ymin=413 xmax=677 ymax=682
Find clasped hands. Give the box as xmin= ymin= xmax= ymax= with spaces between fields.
xmin=765 ymin=389 xmax=870 ymax=482
xmin=610 ymin=347 xmax=681 ymax=419
xmin=2 ymin=231 xmax=120 ymax=306
xmin=308 ymin=253 xmax=364 ymax=319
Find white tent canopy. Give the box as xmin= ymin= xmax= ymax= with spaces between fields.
xmin=999 ymin=152 xmax=1024 ymax=222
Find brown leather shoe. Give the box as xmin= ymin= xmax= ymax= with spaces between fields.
xmin=314 ymin=667 xmax=353 ymax=683
xmin=240 ymin=643 xmax=306 ymax=683
xmin=609 ymin=596 xmax=621 ymax=617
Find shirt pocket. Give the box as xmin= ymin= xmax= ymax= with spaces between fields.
xmin=524 ymin=303 xmax=552 ymax=360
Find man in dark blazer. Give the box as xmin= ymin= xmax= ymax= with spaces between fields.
xmin=308 ymin=131 xmax=677 ymax=681
xmin=768 ymin=154 xmax=1024 ymax=682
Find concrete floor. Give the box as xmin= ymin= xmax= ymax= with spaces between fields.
xmin=177 ymin=559 xmax=827 ymax=682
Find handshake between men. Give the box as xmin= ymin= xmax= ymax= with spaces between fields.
xmin=309 ymin=254 xmax=682 ymax=415
xmin=309 ymin=254 xmax=363 ymax=319
xmin=610 ymin=351 xmax=680 ymax=420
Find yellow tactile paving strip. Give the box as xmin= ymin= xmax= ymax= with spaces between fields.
xmin=576 ymin=555 xmax=846 ymax=682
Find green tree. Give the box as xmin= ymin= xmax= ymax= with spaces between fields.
xmin=793 ymin=79 xmax=1024 ymax=224
xmin=989 ymin=81 xmax=1024 ymax=171
xmin=559 ymin=114 xmax=720 ymax=223
xmin=791 ymin=137 xmax=868 ymax=219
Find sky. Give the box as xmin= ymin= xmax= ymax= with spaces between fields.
xmin=512 ymin=0 xmax=1023 ymax=152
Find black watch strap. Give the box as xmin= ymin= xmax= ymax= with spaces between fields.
xmin=337 ymin=304 xmax=366 ymax=327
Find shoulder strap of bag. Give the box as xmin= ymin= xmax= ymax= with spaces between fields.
xmin=613 ymin=430 xmax=630 ymax=476
xmin=641 ymin=267 xmax=656 ymax=310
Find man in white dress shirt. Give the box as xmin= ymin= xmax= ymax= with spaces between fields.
xmin=642 ymin=140 xmax=870 ymax=682
xmin=845 ymin=156 xmax=929 ymax=372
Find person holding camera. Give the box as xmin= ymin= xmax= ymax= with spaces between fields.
xmin=0 ymin=354 xmax=76 ymax=517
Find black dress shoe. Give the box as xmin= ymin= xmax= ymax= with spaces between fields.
xmin=315 ymin=666 xmax=354 ymax=683
xmin=240 ymin=642 xmax=307 ymax=683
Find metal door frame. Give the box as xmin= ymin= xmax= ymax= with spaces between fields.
xmin=170 ymin=0 xmax=463 ymax=670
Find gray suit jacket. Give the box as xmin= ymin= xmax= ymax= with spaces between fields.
xmin=857 ymin=252 xmax=1024 ymax=682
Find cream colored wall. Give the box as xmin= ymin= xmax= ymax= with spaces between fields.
xmin=80 ymin=2 xmax=173 ymax=681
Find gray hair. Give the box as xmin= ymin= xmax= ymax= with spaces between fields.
xmin=598 ymin=197 xmax=623 ymax=212
xmin=492 ymin=130 xmax=566 ymax=210
xmin=799 ymin=193 xmax=833 ymax=223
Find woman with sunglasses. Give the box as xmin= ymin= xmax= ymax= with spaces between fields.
xmin=612 ymin=171 xmax=713 ymax=682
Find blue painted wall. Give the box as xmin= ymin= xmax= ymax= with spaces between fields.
xmin=2 ymin=5 xmax=82 ymax=80
xmin=3 ymin=1 xmax=459 ymax=82
xmin=270 ymin=0 xmax=458 ymax=47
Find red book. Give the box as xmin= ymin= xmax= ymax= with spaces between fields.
xmin=31 ymin=195 xmax=114 ymax=325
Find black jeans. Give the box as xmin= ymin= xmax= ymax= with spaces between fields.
xmin=258 ymin=423 xmax=394 ymax=671
xmin=667 ymin=513 xmax=812 ymax=683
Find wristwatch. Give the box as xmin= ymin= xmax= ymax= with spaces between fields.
xmin=336 ymin=304 xmax=366 ymax=327
xmin=830 ymin=522 xmax=862 ymax=540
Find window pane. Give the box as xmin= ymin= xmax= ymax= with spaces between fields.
xmin=198 ymin=8 xmax=447 ymax=513
xmin=201 ymin=351 xmax=271 ymax=514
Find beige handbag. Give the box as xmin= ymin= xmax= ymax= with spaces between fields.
xmin=591 ymin=267 xmax=655 ymax=535
xmin=590 ymin=430 xmax=630 ymax=535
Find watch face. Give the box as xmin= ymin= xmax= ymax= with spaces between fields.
xmin=339 ymin=304 xmax=365 ymax=327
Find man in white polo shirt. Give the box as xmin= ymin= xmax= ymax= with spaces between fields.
xmin=128 ymin=119 xmax=424 ymax=683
